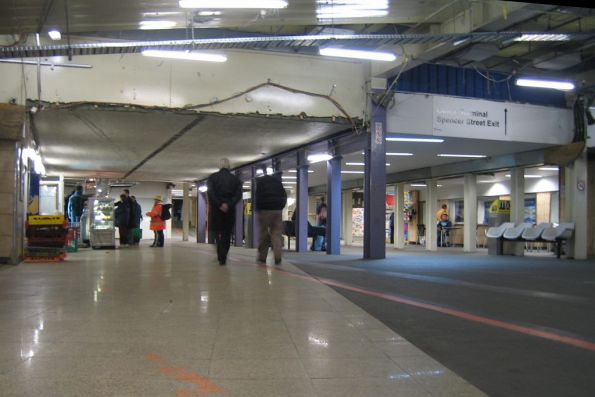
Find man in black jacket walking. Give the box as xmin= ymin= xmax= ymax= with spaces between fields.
xmin=207 ymin=158 xmax=242 ymax=265
xmin=255 ymin=168 xmax=287 ymax=265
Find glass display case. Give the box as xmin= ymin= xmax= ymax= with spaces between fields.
xmin=90 ymin=198 xmax=116 ymax=249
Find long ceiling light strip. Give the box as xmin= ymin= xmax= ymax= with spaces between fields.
xmin=387 ymin=152 xmax=413 ymax=156
xmin=319 ymin=47 xmax=396 ymax=61
xmin=316 ymin=0 xmax=388 ymax=19
xmin=0 ymin=59 xmax=92 ymax=69
xmin=179 ymin=0 xmax=288 ymax=8
xmin=386 ymin=137 xmax=444 ymax=142
xmin=513 ymin=34 xmax=570 ymax=41
xmin=139 ymin=20 xmax=177 ymax=30
xmin=515 ymin=78 xmax=575 ymax=91
xmin=437 ymin=154 xmax=487 ymax=158
xmin=142 ymin=49 xmax=227 ymax=62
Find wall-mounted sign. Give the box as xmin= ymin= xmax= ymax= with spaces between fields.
xmin=577 ymin=180 xmax=585 ymax=191
xmin=433 ymin=96 xmax=506 ymax=138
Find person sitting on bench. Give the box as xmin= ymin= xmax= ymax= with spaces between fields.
xmin=291 ymin=211 xmax=326 ymax=251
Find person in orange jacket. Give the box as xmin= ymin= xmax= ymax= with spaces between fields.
xmin=146 ymin=195 xmax=165 ymax=247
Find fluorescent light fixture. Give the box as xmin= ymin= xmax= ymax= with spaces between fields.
xmin=515 ymin=78 xmax=574 ymax=91
xmin=386 ymin=136 xmax=444 ymax=142
xmin=198 ymin=185 xmax=208 ymax=192
xmin=437 ymin=154 xmax=487 ymax=158
xmin=539 ymin=167 xmax=559 ymax=171
xmin=453 ymin=36 xmax=470 ymax=46
xmin=319 ymin=47 xmax=396 ymax=62
xmin=307 ymin=153 xmax=333 ymax=163
xmin=139 ymin=20 xmax=177 ymax=29
xmin=198 ymin=10 xmax=222 ymax=15
xmin=142 ymin=50 xmax=227 ymax=62
xmin=281 ymin=176 xmax=297 ymax=179
xmin=341 ymin=170 xmax=365 ymax=174
xmin=317 ymin=10 xmax=388 ymax=19
xmin=345 ymin=162 xmax=390 ymax=166
xmin=289 ymin=169 xmax=314 ymax=173
xmin=387 ymin=152 xmax=413 ymax=156
xmin=410 ymin=184 xmax=426 ymax=187
xmin=180 ymin=0 xmax=288 ymax=8
xmin=505 ymin=174 xmax=542 ymax=178
xmin=283 ymin=181 xmax=297 ymax=184
xmin=142 ymin=11 xmax=182 ymax=16
xmin=513 ymin=34 xmax=570 ymax=42
xmin=0 ymin=59 xmax=93 ymax=69
xmin=48 ymin=30 xmax=61 ymax=40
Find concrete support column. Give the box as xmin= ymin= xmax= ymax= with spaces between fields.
xmin=394 ymin=183 xmax=405 ymax=249
xmin=565 ymin=150 xmax=588 ymax=259
xmin=327 ymin=155 xmax=342 ymax=255
xmin=510 ymin=167 xmax=524 ymax=225
xmin=196 ymin=191 xmax=207 ymax=243
xmin=425 ymin=179 xmax=438 ymax=251
xmin=296 ymin=150 xmax=309 ymax=252
xmin=0 ymin=105 xmax=25 ymax=264
xmin=234 ymin=190 xmax=243 ymax=248
xmin=342 ymin=190 xmax=353 ymax=246
xmin=182 ymin=182 xmax=190 ymax=241
xmin=463 ymin=174 xmax=477 ymax=252
xmin=363 ymin=92 xmax=387 ymax=259
xmin=248 ymin=166 xmax=259 ymax=249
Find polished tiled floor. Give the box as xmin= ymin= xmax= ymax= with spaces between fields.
xmin=0 ymin=240 xmax=485 ymax=396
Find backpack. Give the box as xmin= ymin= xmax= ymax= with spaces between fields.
xmin=160 ymin=204 xmax=172 ymax=221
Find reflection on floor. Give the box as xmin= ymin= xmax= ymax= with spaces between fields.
xmin=0 ymin=240 xmax=485 ymax=397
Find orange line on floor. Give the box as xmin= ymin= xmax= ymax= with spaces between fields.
xmin=145 ymin=354 xmax=224 ymax=396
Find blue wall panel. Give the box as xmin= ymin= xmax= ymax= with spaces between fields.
xmin=391 ymin=64 xmax=567 ymax=108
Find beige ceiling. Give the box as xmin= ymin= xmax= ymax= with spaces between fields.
xmin=4 ymin=1 xmax=594 ymax=187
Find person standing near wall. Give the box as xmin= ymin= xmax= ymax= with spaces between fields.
xmin=115 ymin=193 xmax=131 ymax=247
xmin=130 ymin=195 xmax=143 ymax=245
xmin=436 ymin=203 xmax=448 ymax=221
xmin=207 ymin=158 xmax=242 ymax=266
xmin=146 ymin=195 xmax=165 ymax=247
xmin=67 ymin=185 xmax=85 ymax=223
xmin=255 ymin=169 xmax=287 ymax=265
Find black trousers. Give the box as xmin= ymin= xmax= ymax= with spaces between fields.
xmin=214 ymin=230 xmax=232 ymax=263
xmin=152 ymin=230 xmax=164 ymax=247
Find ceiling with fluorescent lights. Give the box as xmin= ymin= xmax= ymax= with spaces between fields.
xmin=1 ymin=1 xmax=593 ymax=188
xmin=1 ymin=1 xmax=593 ymax=80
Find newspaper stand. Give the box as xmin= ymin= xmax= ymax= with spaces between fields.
xmin=25 ymin=215 xmax=69 ymax=262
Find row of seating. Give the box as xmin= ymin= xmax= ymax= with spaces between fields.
xmin=486 ymin=222 xmax=575 ymax=258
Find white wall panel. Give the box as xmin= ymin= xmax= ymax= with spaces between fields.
xmin=0 ymin=51 xmax=367 ymax=118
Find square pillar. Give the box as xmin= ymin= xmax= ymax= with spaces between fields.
xmin=565 ymin=150 xmax=588 ymax=259
xmin=342 ymin=190 xmax=353 ymax=246
xmin=394 ymin=183 xmax=405 ymax=249
xmin=363 ymin=93 xmax=387 ymax=259
xmin=510 ymin=167 xmax=525 ymax=225
xmin=196 ymin=191 xmax=207 ymax=243
xmin=296 ymin=150 xmax=309 ymax=252
xmin=463 ymin=174 xmax=477 ymax=252
xmin=182 ymin=182 xmax=190 ymax=241
xmin=247 ymin=166 xmax=259 ymax=249
xmin=327 ymin=155 xmax=342 ymax=255
xmin=425 ymin=179 xmax=438 ymax=251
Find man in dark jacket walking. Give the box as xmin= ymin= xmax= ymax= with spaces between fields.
xmin=207 ymin=158 xmax=242 ymax=265
xmin=255 ymin=168 xmax=287 ymax=265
